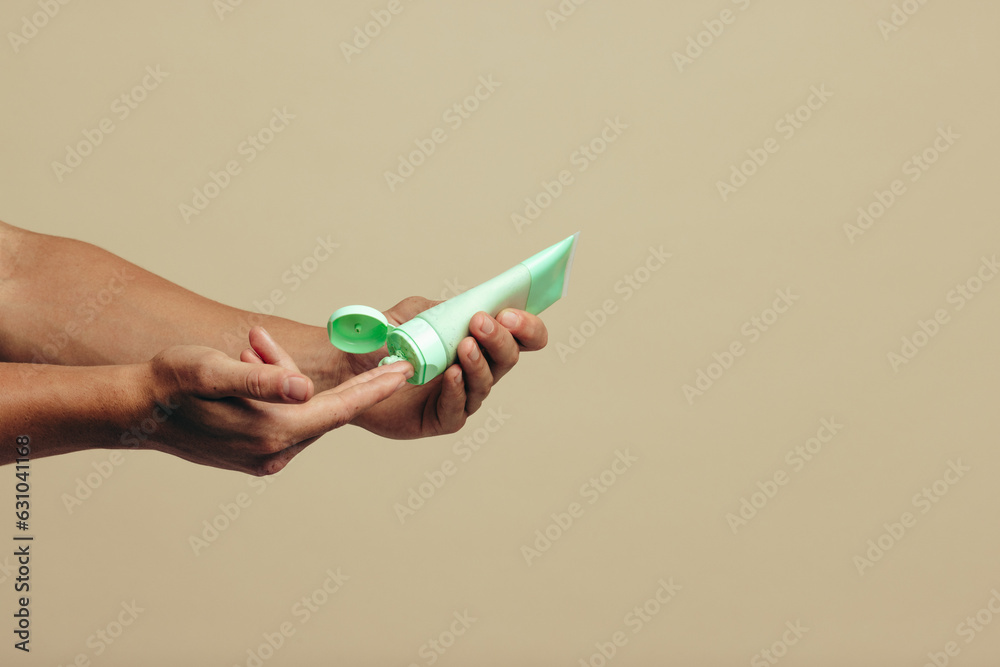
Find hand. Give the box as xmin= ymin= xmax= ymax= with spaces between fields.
xmin=138 ymin=327 xmax=413 ymax=475
xmin=337 ymin=297 xmax=548 ymax=439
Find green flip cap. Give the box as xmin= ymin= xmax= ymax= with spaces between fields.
xmin=326 ymin=305 xmax=390 ymax=353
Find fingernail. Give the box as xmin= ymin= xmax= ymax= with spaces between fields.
xmin=383 ymin=361 xmax=414 ymax=379
xmin=468 ymin=344 xmax=480 ymax=362
xmin=498 ymin=311 xmax=518 ymax=328
xmin=479 ymin=315 xmax=495 ymax=335
xmin=283 ymin=376 xmax=308 ymax=401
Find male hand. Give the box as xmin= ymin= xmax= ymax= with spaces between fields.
xmin=140 ymin=327 xmax=412 ymax=475
xmin=337 ymin=297 xmax=548 ymax=439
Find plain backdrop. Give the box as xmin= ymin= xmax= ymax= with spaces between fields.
xmin=2 ymin=1 xmax=999 ymax=665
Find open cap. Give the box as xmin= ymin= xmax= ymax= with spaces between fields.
xmin=327 ymin=305 xmax=391 ymax=353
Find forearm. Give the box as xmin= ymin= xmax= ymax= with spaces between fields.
xmin=0 ymin=362 xmax=146 ymax=465
xmin=0 ymin=222 xmax=344 ymax=390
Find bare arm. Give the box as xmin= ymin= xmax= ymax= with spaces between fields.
xmin=0 ymin=362 xmax=145 ymax=462
xmin=0 ymin=220 xmax=341 ymax=389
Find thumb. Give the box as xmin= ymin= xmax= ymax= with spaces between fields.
xmin=198 ymin=357 xmax=315 ymax=403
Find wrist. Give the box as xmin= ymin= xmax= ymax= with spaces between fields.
xmin=0 ymin=362 xmax=154 ymax=460
xmin=113 ymin=361 xmax=167 ymax=451
xmin=283 ymin=323 xmax=347 ymax=393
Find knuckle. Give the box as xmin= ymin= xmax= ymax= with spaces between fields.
xmin=507 ymin=346 xmax=520 ymax=366
xmin=402 ymin=295 xmax=439 ymax=312
xmin=250 ymin=460 xmax=275 ymax=477
xmin=473 ymin=380 xmax=492 ymax=402
xmin=446 ymin=414 xmax=468 ymax=433
xmin=535 ymin=326 xmax=548 ymax=349
xmin=253 ymin=456 xmax=287 ymax=477
xmin=326 ymin=403 xmax=352 ymax=431
xmin=398 ymin=296 xmax=420 ymax=310
xmin=190 ymin=362 xmax=217 ymax=392
xmin=244 ymin=370 xmax=264 ymax=399
xmin=492 ymin=342 xmax=518 ymax=371
xmin=415 ymin=295 xmax=437 ymax=308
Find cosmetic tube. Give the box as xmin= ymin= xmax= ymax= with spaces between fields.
xmin=327 ymin=232 xmax=579 ymax=385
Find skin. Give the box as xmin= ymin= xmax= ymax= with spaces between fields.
xmin=0 ymin=221 xmax=547 ymax=475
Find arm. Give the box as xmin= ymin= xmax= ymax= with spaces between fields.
xmin=0 ymin=327 xmax=413 ymax=473
xmin=0 ymin=220 xmax=341 ymax=389
xmin=1 ymin=362 xmax=144 ymax=462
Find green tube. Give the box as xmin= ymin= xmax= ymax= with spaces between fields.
xmin=327 ymin=232 xmax=580 ymax=384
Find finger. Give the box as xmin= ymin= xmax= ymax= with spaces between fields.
xmin=332 ymin=359 xmax=413 ymax=394
xmin=197 ymin=356 xmax=315 ymax=403
xmin=294 ymin=370 xmax=410 ymax=437
xmin=247 ymin=327 xmax=302 ymax=372
xmin=496 ymin=309 xmax=548 ymax=351
xmin=470 ymin=311 xmax=520 ymax=384
xmin=241 ymin=348 xmax=263 ymax=364
xmin=383 ymin=296 xmax=441 ymax=326
xmin=263 ymin=361 xmax=413 ymax=475
xmin=435 ymin=364 xmax=468 ymax=432
xmin=457 ymin=336 xmax=492 ymax=414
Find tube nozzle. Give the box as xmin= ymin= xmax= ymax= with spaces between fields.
xmin=379 ymin=354 xmax=407 ymax=366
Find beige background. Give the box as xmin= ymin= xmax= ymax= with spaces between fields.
xmin=2 ymin=0 xmax=999 ymax=665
